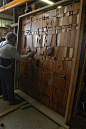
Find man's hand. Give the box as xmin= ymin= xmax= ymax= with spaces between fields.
xmin=28 ymin=51 xmax=36 ymax=58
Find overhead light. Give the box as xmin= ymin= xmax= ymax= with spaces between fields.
xmin=41 ymin=0 xmax=54 ymax=5
xmin=57 ymin=6 xmax=62 ymax=9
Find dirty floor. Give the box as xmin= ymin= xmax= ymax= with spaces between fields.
xmin=0 ymin=95 xmax=60 ymax=129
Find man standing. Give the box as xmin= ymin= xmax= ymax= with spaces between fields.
xmin=0 ymin=32 xmax=35 ymax=105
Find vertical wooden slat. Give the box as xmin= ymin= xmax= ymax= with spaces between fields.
xmin=13 ymin=7 xmax=18 ymax=90
xmin=65 ymin=0 xmax=85 ymax=124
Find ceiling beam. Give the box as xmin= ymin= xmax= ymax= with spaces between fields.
xmin=0 ymin=0 xmax=33 ymax=12
xmin=1 ymin=10 xmax=13 ymax=16
xmin=0 ymin=17 xmax=13 ymax=21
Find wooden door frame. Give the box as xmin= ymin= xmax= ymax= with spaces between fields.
xmin=17 ymin=0 xmax=86 ymax=124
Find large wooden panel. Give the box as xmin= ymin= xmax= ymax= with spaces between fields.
xmin=18 ymin=0 xmax=83 ymax=123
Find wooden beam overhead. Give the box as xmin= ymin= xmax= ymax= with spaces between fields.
xmin=0 ymin=17 xmax=13 ymax=21
xmin=0 ymin=0 xmax=33 ymax=12
xmin=1 ymin=10 xmax=13 ymax=16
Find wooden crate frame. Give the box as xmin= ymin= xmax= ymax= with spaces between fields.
xmin=17 ymin=0 xmax=86 ymax=124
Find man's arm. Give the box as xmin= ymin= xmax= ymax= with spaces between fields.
xmin=10 ymin=47 xmax=35 ymax=61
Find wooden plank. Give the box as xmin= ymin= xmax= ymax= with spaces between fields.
xmin=0 ymin=17 xmax=13 ymax=21
xmin=2 ymin=10 xmax=13 ymax=16
xmin=59 ymin=127 xmax=65 ymax=129
xmin=20 ymin=103 xmax=32 ymax=110
xmin=65 ymin=0 xmax=85 ymax=124
xmin=15 ymin=90 xmax=70 ymax=129
xmin=0 ymin=0 xmax=32 ymax=12
xmin=0 ymin=101 xmax=27 ymax=118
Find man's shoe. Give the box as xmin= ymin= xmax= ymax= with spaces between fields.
xmin=3 ymin=95 xmax=8 ymax=101
xmin=9 ymin=99 xmax=21 ymax=105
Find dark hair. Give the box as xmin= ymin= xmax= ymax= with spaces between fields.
xmin=5 ymin=32 xmax=17 ymax=40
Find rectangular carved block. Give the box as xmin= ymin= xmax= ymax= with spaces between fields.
xmin=63 ymin=75 xmax=71 ymax=92
xmin=63 ymin=92 xmax=68 ymax=107
xmin=47 ymin=17 xmax=56 ymax=27
xmin=50 ymin=46 xmax=59 ymax=57
xmin=55 ymin=60 xmax=71 ymax=75
xmin=39 ymin=55 xmax=43 ymax=68
xmin=41 ymin=72 xmax=51 ymax=84
xmin=53 ymin=75 xmax=65 ymax=90
xmin=42 ymin=12 xmax=50 ymax=19
xmin=52 ymin=89 xmax=60 ymax=104
xmin=37 ymin=47 xmax=43 ymax=54
xmin=19 ymin=73 xmax=25 ymax=85
xmin=57 ymin=33 xmax=61 ymax=46
xmin=38 ymin=80 xmax=43 ymax=94
xmin=64 ymin=5 xmax=68 ymax=13
xmin=46 ymin=34 xmax=52 ymax=46
xmin=32 ymin=20 xmax=38 ymax=31
xmin=57 ymin=7 xmax=64 ymax=17
xmin=69 ymin=48 xmax=75 ymax=58
xmin=32 ymin=90 xmax=38 ymax=100
xmin=72 ymin=14 xmax=77 ymax=25
xmin=42 ymin=83 xmax=52 ymax=98
xmin=36 ymin=19 xmax=42 ymax=29
xmin=70 ymin=29 xmax=77 ymax=48
xmin=43 ymin=57 xmax=54 ymax=72
xmin=59 ymin=32 xmax=68 ymax=47
xmin=77 ymin=13 xmax=79 ymax=24
xmin=57 ymin=17 xmax=63 ymax=26
xmin=56 ymin=47 xmax=69 ymax=58
xmin=50 ymin=34 xmax=56 ymax=46
xmin=49 ymin=100 xmax=58 ymax=112
xmin=41 ymin=94 xmax=50 ymax=107
xmin=38 ymin=70 xmax=42 ymax=80
xmin=37 ymin=92 xmax=42 ymax=102
xmin=74 ymin=2 xmax=80 ymax=10
xmin=33 ymin=78 xmax=38 ymax=91
xmin=73 ymin=9 xmax=79 ymax=15
xmin=27 ymin=35 xmax=32 ymax=48
xmin=69 ymin=14 xmax=78 ymax=25
xmin=47 ymin=28 xmax=55 ymax=35
xmin=32 ymin=35 xmax=40 ymax=48
xmin=57 ymin=89 xmax=63 ymax=106
xmin=42 ymin=19 xmax=47 ymax=28
xmin=34 ymin=66 xmax=39 ymax=79
xmin=67 ymin=4 xmax=74 ymax=12
xmin=62 ymin=16 xmax=69 ymax=26
xmin=19 ymin=64 xmax=26 ymax=75
xmin=39 ymin=35 xmax=46 ymax=47
xmin=46 ymin=34 xmax=56 ymax=47
xmin=43 ymin=47 xmax=47 ymax=55
xmin=58 ymin=105 xmax=66 ymax=116
xmin=25 ymin=23 xmax=31 ymax=33
xmin=26 ymin=87 xmax=33 ymax=97
xmin=49 ymin=9 xmax=56 ymax=17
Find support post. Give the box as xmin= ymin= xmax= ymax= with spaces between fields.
xmin=13 ymin=7 xmax=18 ymax=90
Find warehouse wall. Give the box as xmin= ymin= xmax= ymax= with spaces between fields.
xmin=19 ymin=1 xmax=80 ymax=117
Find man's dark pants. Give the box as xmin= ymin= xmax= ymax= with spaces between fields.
xmin=0 ymin=67 xmax=15 ymax=102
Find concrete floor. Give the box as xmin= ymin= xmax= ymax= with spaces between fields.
xmin=0 ymin=96 xmax=60 ymax=129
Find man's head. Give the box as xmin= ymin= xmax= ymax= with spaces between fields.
xmin=6 ymin=32 xmax=17 ymax=44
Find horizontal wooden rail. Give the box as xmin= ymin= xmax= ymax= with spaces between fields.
xmin=0 ymin=0 xmax=32 ymax=12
